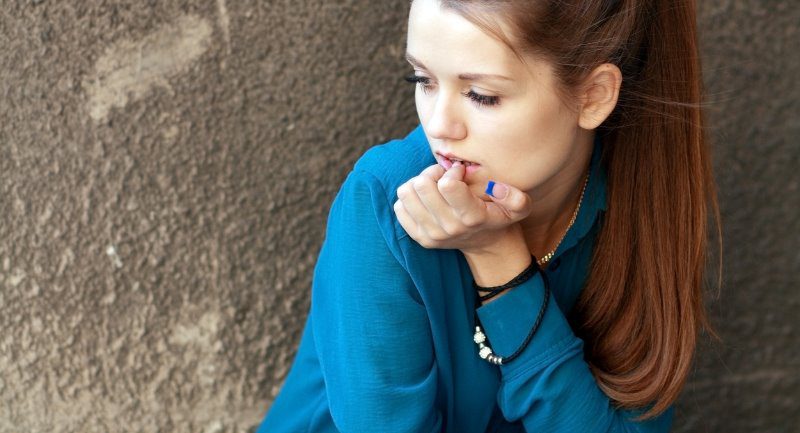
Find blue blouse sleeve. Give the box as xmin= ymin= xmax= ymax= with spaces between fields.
xmin=476 ymin=273 xmax=675 ymax=432
xmin=311 ymin=169 xmax=443 ymax=432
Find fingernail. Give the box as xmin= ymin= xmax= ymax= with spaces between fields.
xmin=486 ymin=181 xmax=507 ymax=199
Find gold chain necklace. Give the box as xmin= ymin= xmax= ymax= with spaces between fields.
xmin=536 ymin=170 xmax=590 ymax=268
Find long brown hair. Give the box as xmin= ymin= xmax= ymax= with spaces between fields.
xmin=438 ymin=0 xmax=723 ymax=420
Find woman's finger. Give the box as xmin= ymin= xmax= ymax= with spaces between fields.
xmin=483 ymin=180 xmax=534 ymax=226
xmin=397 ymin=179 xmax=446 ymax=239
xmin=393 ymin=199 xmax=422 ymax=240
xmin=413 ymin=169 xmax=464 ymax=234
xmin=437 ymin=163 xmax=487 ymax=226
xmin=419 ymin=163 xmax=446 ymax=182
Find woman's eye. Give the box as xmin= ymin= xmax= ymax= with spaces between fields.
xmin=402 ymin=74 xmax=501 ymax=107
xmin=465 ymin=90 xmax=500 ymax=107
xmin=403 ymin=74 xmax=434 ymax=94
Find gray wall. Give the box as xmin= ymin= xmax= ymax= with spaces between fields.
xmin=0 ymin=1 xmax=796 ymax=432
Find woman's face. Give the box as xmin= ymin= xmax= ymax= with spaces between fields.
xmin=406 ymin=0 xmax=589 ymax=200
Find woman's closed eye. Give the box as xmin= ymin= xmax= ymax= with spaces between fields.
xmin=403 ymin=74 xmax=501 ymax=108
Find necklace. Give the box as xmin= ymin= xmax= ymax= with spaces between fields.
xmin=536 ymin=170 xmax=590 ymax=268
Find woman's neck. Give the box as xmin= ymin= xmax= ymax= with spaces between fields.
xmin=521 ymin=137 xmax=594 ymax=263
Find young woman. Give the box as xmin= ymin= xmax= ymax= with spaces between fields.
xmin=258 ymin=0 xmax=722 ymax=431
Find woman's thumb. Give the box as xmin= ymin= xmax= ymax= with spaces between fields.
xmin=485 ymin=180 xmax=532 ymax=222
xmin=485 ymin=180 xmax=508 ymax=199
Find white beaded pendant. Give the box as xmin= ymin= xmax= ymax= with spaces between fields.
xmin=474 ymin=324 xmax=504 ymax=365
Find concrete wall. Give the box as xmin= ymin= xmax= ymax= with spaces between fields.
xmin=0 ymin=1 xmax=796 ymax=432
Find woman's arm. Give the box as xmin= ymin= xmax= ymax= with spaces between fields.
xmin=466 ymin=248 xmax=675 ymax=433
xmin=311 ymin=168 xmax=443 ymax=433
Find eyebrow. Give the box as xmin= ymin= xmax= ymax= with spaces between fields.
xmin=405 ymin=52 xmax=514 ymax=82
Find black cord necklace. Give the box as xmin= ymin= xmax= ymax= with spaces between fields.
xmin=472 ymin=256 xmax=551 ymax=365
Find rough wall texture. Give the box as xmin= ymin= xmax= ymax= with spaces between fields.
xmin=672 ymin=2 xmax=800 ymax=431
xmin=0 ymin=1 xmax=796 ymax=432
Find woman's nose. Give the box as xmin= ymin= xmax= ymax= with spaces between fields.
xmin=425 ymin=93 xmax=466 ymax=141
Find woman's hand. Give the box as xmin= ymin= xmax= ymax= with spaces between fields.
xmin=393 ymin=161 xmax=533 ymax=256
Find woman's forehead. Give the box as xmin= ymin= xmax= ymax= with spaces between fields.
xmin=406 ymin=0 xmax=538 ymax=81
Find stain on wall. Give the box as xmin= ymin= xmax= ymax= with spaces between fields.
xmin=85 ymin=14 xmax=213 ymax=122
xmin=0 ymin=1 xmax=797 ymax=432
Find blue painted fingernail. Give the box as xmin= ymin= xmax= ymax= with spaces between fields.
xmin=485 ymin=180 xmax=496 ymax=197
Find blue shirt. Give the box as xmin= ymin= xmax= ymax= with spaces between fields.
xmin=257 ymin=125 xmax=675 ymax=432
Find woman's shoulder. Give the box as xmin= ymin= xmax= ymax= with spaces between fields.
xmin=332 ymin=124 xmax=431 ymax=246
xmin=326 ymin=125 xmax=432 ymax=267
xmin=350 ymin=124 xmax=433 ymax=198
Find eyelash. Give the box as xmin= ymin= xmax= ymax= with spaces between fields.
xmin=403 ymin=74 xmax=501 ymax=108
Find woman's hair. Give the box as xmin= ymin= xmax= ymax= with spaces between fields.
xmin=436 ymin=0 xmax=723 ymax=421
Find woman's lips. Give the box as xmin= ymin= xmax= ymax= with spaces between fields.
xmin=435 ymin=153 xmax=481 ymax=176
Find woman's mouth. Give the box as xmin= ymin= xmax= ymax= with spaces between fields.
xmin=436 ymin=153 xmax=481 ymax=175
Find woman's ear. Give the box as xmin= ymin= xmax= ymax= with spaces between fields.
xmin=578 ymin=63 xmax=622 ymax=129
